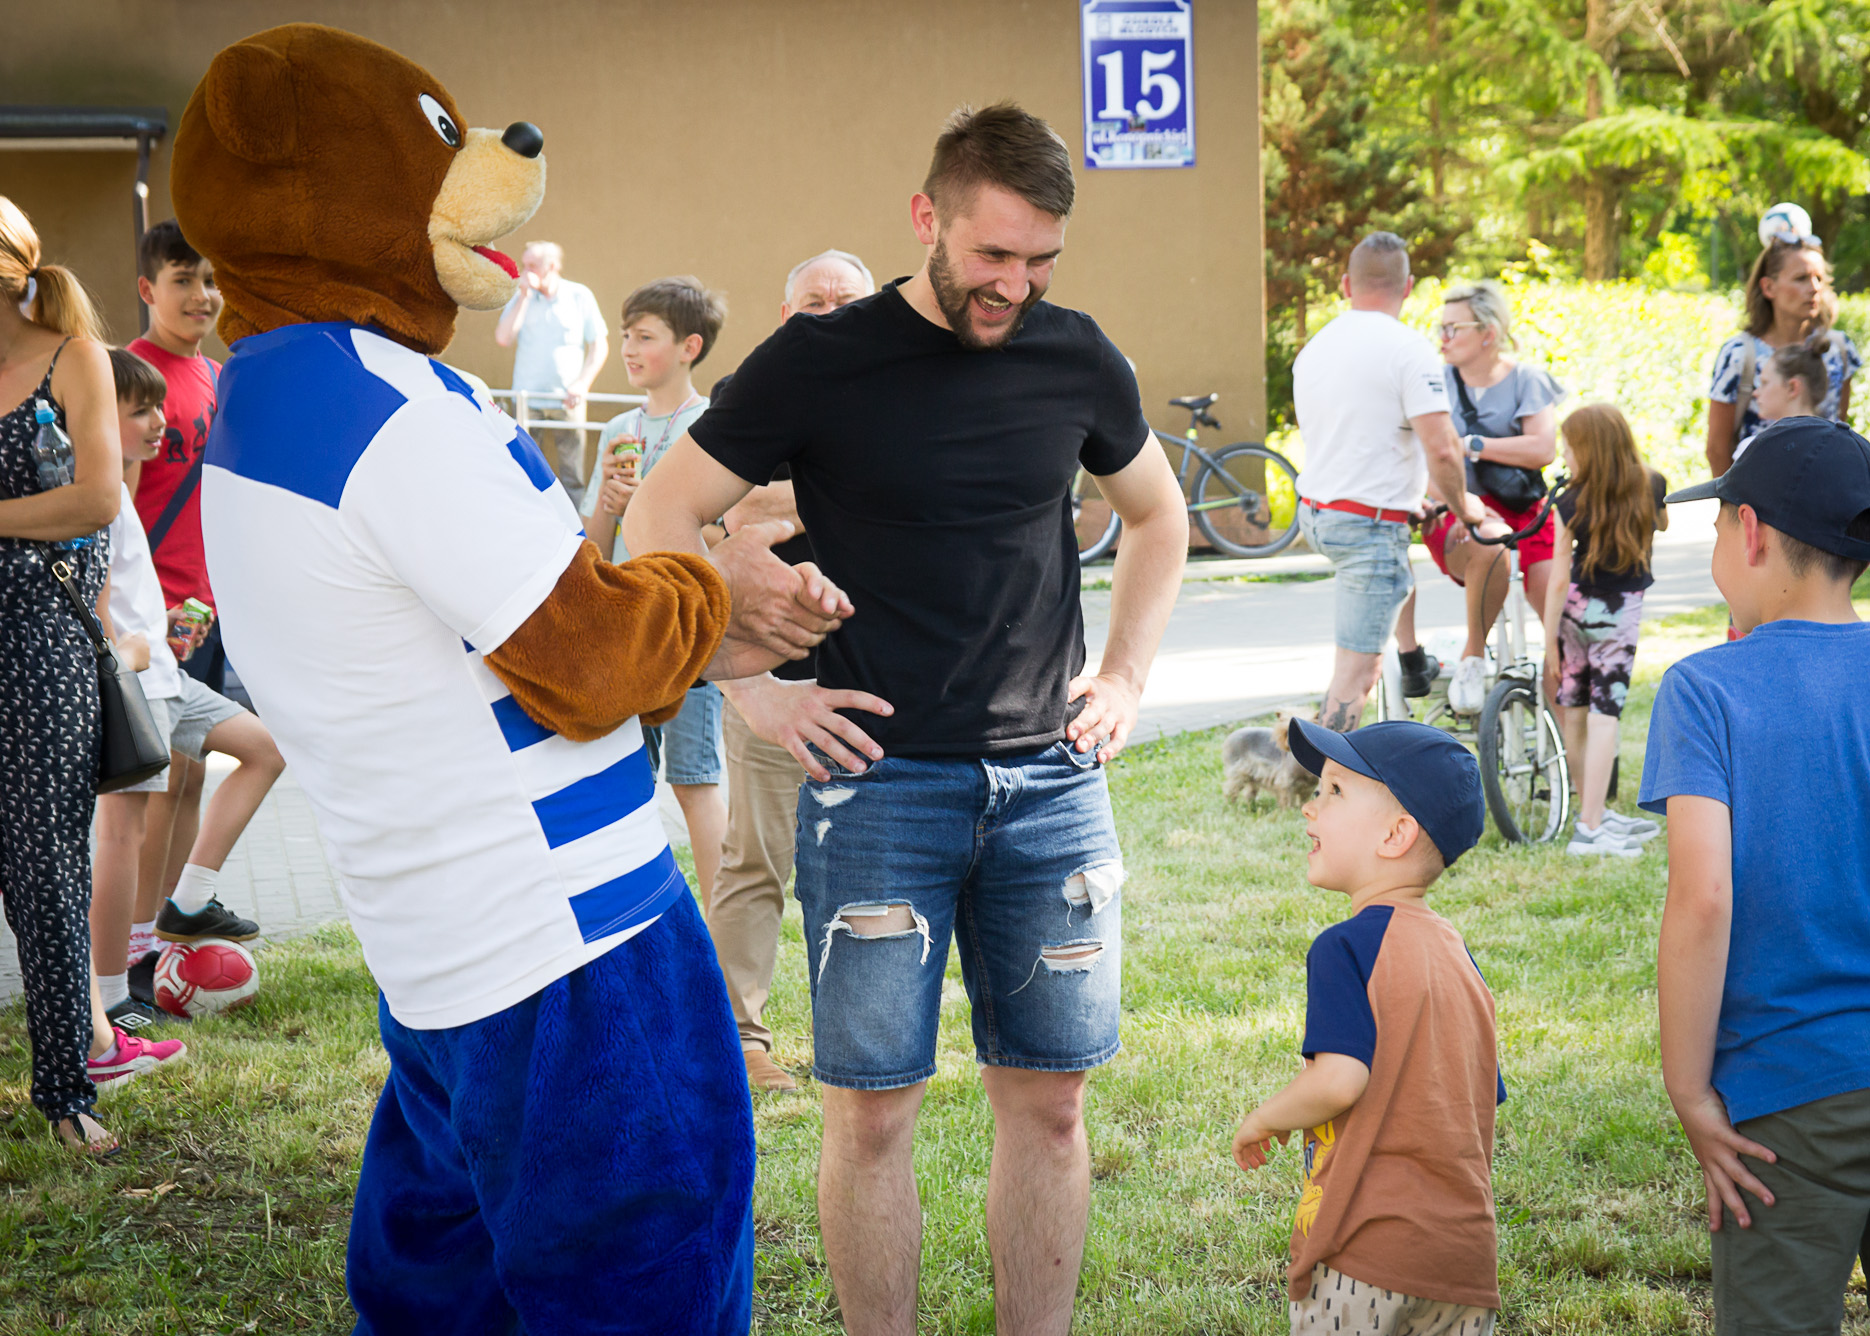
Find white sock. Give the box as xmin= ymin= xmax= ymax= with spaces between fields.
xmin=127 ymin=921 xmax=157 ymax=963
xmin=98 ymin=972 xmax=130 ymax=1010
xmin=170 ymin=864 xmax=219 ymax=915
xmin=93 ymin=1036 xmax=120 ymax=1065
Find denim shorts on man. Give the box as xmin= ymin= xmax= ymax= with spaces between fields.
xmin=794 ymin=741 xmax=1124 ymax=1089
xmin=1299 ymin=504 xmax=1415 ymax=655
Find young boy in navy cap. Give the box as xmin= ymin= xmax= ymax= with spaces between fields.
xmin=1234 ymin=719 xmax=1503 ymax=1335
xmin=1641 ymin=417 xmax=1870 ymax=1332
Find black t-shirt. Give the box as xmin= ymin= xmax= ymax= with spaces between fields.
xmin=1555 ymin=468 xmax=1668 ymax=593
xmin=713 ymin=370 xmax=815 ymax=681
xmin=691 ymin=281 xmax=1150 ymax=756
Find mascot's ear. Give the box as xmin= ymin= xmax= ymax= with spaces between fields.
xmin=204 ymin=41 xmax=298 ymax=165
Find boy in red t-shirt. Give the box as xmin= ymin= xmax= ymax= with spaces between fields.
xmin=1234 ymin=720 xmax=1504 ymax=1335
xmin=124 ymin=221 xmax=264 ymax=988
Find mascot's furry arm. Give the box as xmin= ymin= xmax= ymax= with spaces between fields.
xmin=486 ymin=544 xmax=727 ymax=738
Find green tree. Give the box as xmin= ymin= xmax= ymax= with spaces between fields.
xmin=1261 ymin=0 xmax=1467 ymax=340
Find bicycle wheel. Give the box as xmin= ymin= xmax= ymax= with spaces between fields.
xmin=1193 ymin=444 xmax=1301 ymax=558
xmin=1072 ymin=467 xmax=1121 ymax=563
xmin=1476 ymin=676 xmax=1570 ymax=844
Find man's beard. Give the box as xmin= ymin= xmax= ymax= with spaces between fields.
xmin=928 ymin=237 xmax=1045 ymax=351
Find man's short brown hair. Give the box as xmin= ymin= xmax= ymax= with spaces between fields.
xmin=108 ymin=346 xmax=166 ymax=408
xmin=622 ymin=277 xmax=728 ymax=366
xmin=923 ymin=102 xmax=1074 ymax=222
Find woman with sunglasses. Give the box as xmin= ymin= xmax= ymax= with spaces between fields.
xmin=1706 ymin=212 xmax=1858 ymax=477
xmin=1394 ymin=279 xmax=1564 ymax=715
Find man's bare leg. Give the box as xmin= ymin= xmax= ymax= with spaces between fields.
xmin=1320 ymin=648 xmax=1382 ymax=732
xmin=981 ymin=1067 xmax=1089 ymax=1336
xmin=1393 ymin=587 xmax=1420 ymax=654
xmin=820 ymin=1082 xmax=927 ymax=1335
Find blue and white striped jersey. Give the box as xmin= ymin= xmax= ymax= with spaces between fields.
xmin=202 ymin=322 xmax=684 ymax=1030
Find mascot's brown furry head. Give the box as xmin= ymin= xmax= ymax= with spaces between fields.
xmin=171 ymin=23 xmax=545 ymax=355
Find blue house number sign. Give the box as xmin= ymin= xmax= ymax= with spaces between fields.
xmin=1081 ymin=0 xmax=1194 ymax=170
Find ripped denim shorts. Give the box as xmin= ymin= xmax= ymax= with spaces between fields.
xmin=793 ymin=741 xmax=1124 ymax=1089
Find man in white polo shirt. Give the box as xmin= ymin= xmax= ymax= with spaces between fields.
xmin=1294 ymin=232 xmax=1478 ymax=731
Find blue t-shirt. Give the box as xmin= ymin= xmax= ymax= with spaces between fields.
xmin=1639 ymin=620 xmax=1870 ymax=1122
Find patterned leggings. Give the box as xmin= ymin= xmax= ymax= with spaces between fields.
xmin=0 ymin=566 xmax=102 ymax=1124
xmin=1555 ymin=585 xmax=1644 ymax=719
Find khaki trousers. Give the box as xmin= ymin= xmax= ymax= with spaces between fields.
xmin=710 ymin=701 xmax=806 ymax=1052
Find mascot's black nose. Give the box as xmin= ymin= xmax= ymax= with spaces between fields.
xmin=502 ymin=122 xmax=544 ymax=159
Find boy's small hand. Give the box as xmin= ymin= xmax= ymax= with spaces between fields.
xmin=1673 ymin=1085 xmax=1777 ymax=1231
xmin=1232 ymin=1115 xmax=1288 ymax=1173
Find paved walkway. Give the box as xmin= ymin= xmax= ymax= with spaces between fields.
xmin=0 ymin=501 xmax=1722 ymax=1003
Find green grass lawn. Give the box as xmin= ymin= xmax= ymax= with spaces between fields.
xmin=3 ymin=591 xmax=1867 ymax=1334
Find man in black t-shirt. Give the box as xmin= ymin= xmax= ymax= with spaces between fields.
xmin=710 ymin=249 xmax=884 ymax=1096
xmin=627 ymin=103 xmax=1186 ymax=1331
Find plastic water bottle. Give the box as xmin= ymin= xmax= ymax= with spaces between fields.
xmin=31 ymin=399 xmax=91 ymax=550
xmin=31 ymin=399 xmax=75 ymax=490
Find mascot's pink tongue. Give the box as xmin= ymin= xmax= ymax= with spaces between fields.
xmin=473 ymin=246 xmax=519 ymax=279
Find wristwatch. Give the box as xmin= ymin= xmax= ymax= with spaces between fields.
xmin=1465 ymin=434 xmax=1486 ymax=458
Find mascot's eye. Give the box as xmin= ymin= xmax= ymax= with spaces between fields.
xmin=418 ymin=94 xmax=461 ymax=149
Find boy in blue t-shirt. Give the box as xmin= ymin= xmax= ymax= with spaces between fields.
xmin=1641 ymin=417 xmax=1870 ymax=1332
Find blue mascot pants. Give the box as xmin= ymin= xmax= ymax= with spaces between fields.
xmin=347 ymin=891 xmax=755 ymax=1334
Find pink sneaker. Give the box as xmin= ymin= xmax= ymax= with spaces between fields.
xmin=89 ymin=1028 xmax=187 ymax=1099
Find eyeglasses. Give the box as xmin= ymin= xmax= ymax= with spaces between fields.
xmin=1439 ymin=321 xmax=1483 ymax=339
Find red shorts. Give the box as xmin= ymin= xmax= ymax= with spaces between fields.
xmin=1424 ymin=496 xmax=1555 ymax=587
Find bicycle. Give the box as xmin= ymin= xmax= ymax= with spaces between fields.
xmin=1072 ymin=393 xmax=1301 ymax=563
xmin=1374 ymin=490 xmax=1571 ymax=845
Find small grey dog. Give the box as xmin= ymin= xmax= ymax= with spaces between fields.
xmin=1222 ymin=711 xmax=1318 ymax=809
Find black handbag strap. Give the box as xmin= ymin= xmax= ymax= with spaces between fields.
xmin=1448 ymin=365 xmax=1480 ymax=436
xmin=146 ymin=358 xmax=218 ymax=554
xmin=49 ymin=555 xmax=115 ymax=663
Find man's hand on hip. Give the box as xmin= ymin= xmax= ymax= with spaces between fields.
xmin=705 ymin=520 xmax=852 ymax=659
xmin=1065 ymin=672 xmax=1142 ymax=764
xmin=726 ymin=675 xmax=894 ymax=780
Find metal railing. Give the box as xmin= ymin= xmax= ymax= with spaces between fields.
xmin=486 ymin=389 xmax=648 ymax=440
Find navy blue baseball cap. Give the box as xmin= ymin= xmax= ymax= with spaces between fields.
xmin=1666 ymin=417 xmax=1870 ymax=561
xmin=1286 ymin=718 xmax=1486 ymax=866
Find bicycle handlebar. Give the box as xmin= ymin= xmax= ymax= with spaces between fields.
xmin=1419 ymin=473 xmax=1570 ymax=549
xmin=1465 ymin=475 xmax=1567 ymax=547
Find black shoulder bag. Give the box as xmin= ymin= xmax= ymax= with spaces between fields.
xmin=51 ymin=555 xmax=171 ymax=793
xmin=1450 ymin=367 xmax=1547 ymax=510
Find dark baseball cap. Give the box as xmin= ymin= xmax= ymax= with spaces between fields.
xmin=1666 ymin=417 xmax=1870 ymax=561
xmin=1287 ymin=718 xmax=1486 ymax=867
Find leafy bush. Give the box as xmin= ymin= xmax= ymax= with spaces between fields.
xmin=1268 ymin=278 xmax=1870 ymax=486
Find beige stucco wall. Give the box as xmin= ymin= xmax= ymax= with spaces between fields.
xmin=2 ymin=1 xmax=1264 ymax=440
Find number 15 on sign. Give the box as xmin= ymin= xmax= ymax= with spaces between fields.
xmin=1081 ymin=0 xmax=1195 ymax=170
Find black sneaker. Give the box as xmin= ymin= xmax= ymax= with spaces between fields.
xmin=106 ymin=995 xmax=185 ymax=1031
xmin=1399 ymin=648 xmax=1442 ymax=698
xmin=126 ymin=950 xmax=159 ymax=1005
xmin=154 ymin=896 xmax=261 ymax=944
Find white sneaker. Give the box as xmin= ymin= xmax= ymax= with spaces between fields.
xmin=1598 ymin=810 xmax=1661 ymax=843
xmin=1447 ymin=656 xmax=1488 ymax=714
xmin=1566 ymin=821 xmax=1642 ymax=858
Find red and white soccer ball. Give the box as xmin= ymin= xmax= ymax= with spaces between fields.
xmin=154 ymin=938 xmax=260 ymax=1018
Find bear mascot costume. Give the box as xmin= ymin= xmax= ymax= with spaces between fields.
xmin=167 ymin=24 xmax=816 ymax=1333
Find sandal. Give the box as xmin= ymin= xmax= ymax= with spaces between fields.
xmin=54 ymin=1112 xmax=121 ymax=1158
